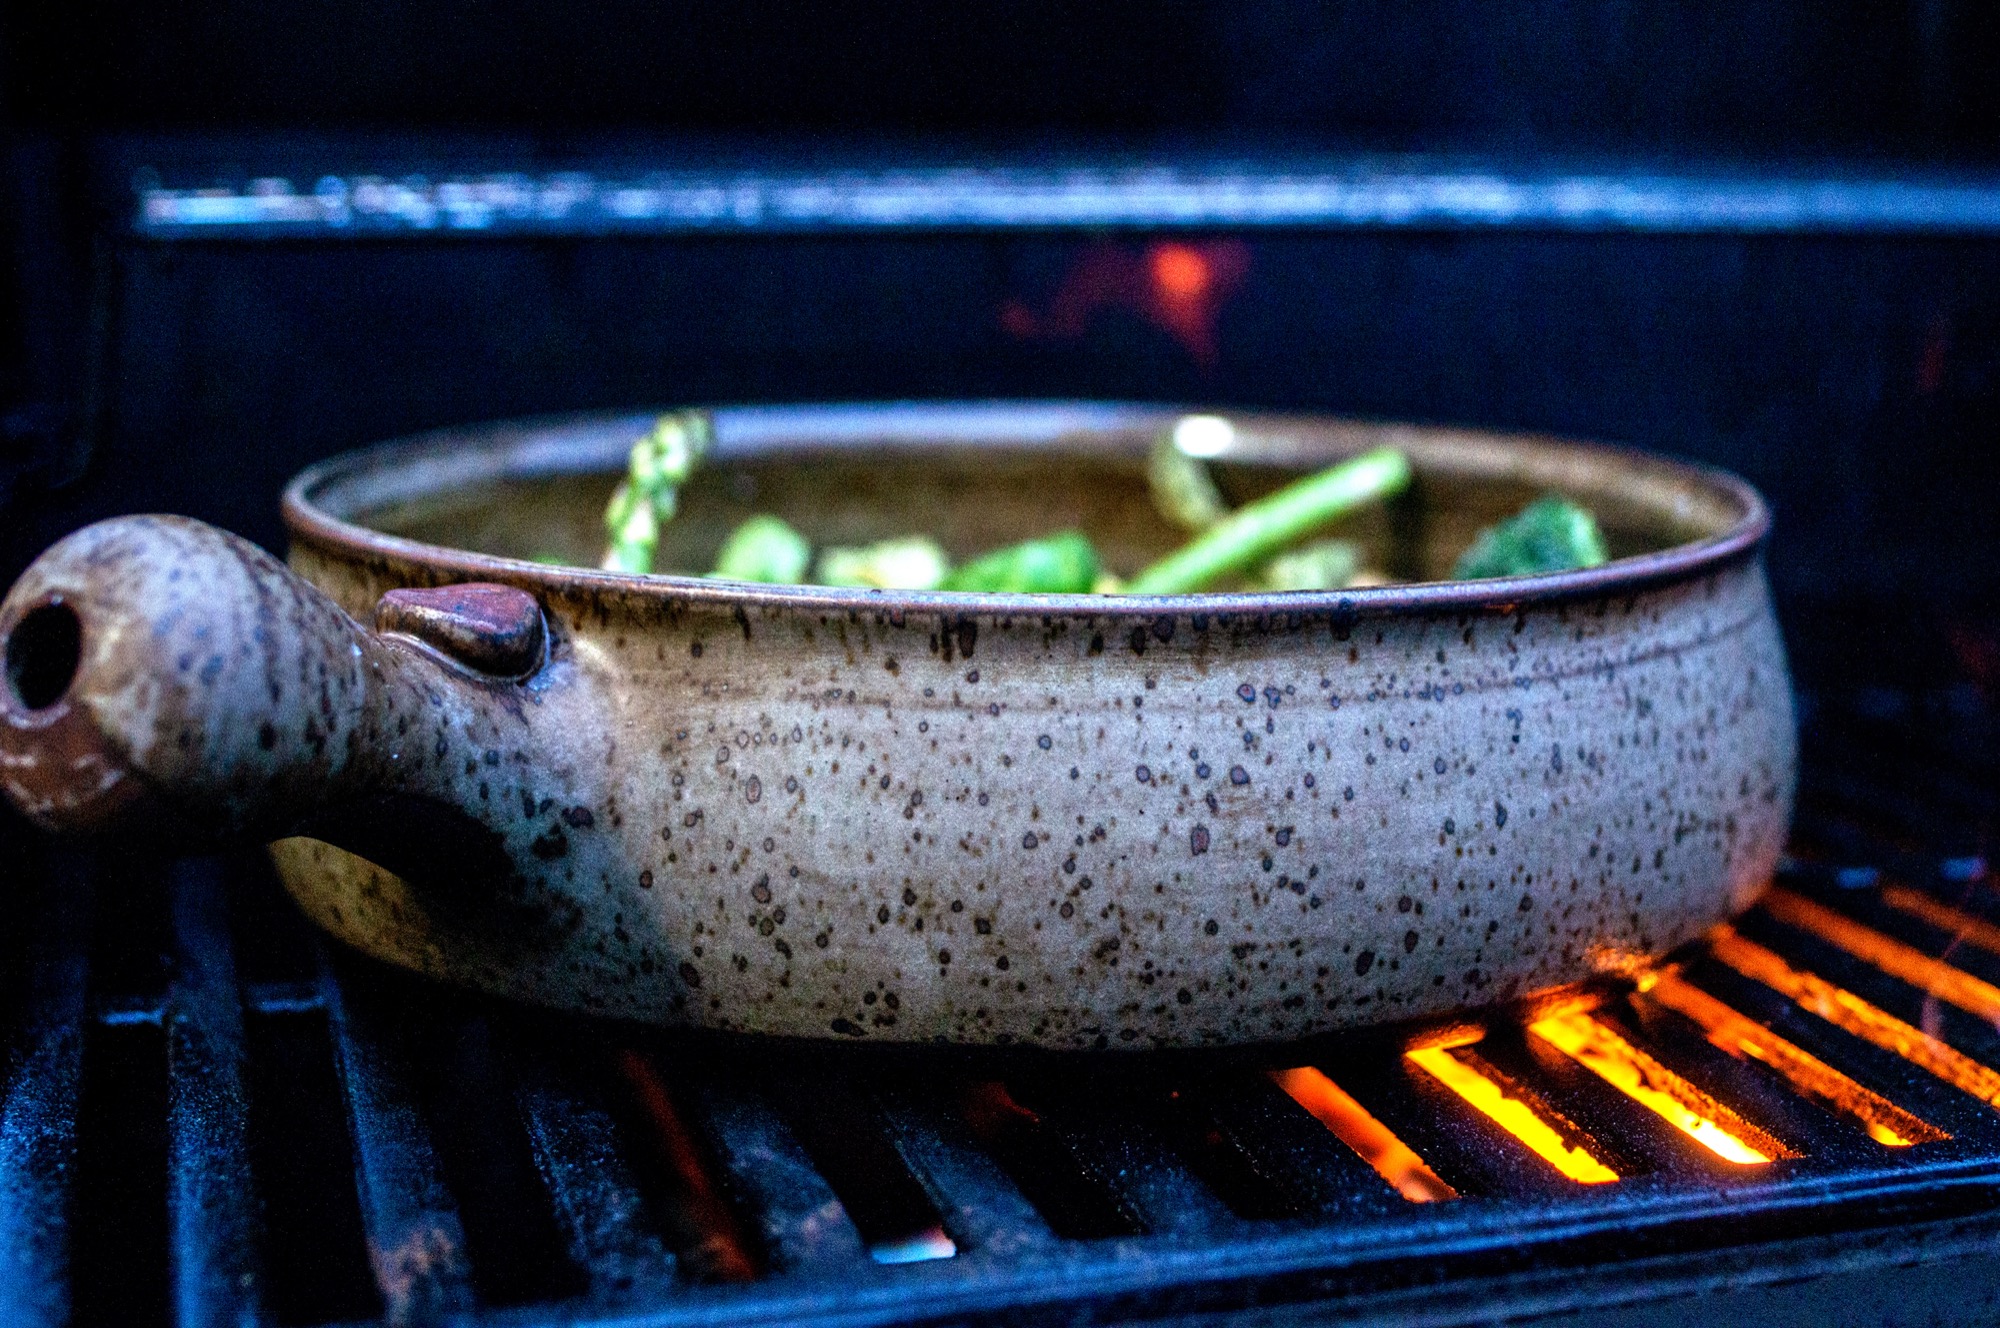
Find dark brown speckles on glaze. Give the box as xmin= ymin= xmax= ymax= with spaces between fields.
xmin=0 ymin=412 xmax=1797 ymax=1050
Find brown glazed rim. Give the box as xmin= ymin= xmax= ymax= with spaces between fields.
xmin=283 ymin=401 xmax=1771 ymax=620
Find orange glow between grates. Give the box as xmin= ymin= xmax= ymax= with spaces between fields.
xmin=1643 ymin=970 xmax=1945 ymax=1147
xmin=1405 ymin=1045 xmax=1620 ymax=1183
xmin=1527 ymin=1010 xmax=1786 ymax=1164
xmin=612 ymin=1049 xmax=759 ymax=1282
xmin=1761 ymin=888 xmax=2000 ymax=1023
xmin=1270 ymin=1067 xmax=1457 ymax=1202
xmin=1708 ymin=925 xmax=2000 ymax=1109
xmin=1880 ymin=885 xmax=2000 ymax=958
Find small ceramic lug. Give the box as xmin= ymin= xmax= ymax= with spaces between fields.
xmin=375 ymin=584 xmax=546 ymax=677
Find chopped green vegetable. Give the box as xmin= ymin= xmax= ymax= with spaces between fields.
xmin=1452 ymin=495 xmax=1609 ymax=580
xmin=816 ymin=537 xmax=951 ymax=590
xmin=941 ymin=531 xmax=1100 ymax=594
xmin=711 ymin=515 xmax=811 ymax=584
xmin=1254 ymin=539 xmax=1362 ymax=592
xmin=601 ymin=411 xmax=713 ymax=574
xmin=590 ymin=413 xmax=1602 ymax=597
xmin=1125 ymin=448 xmax=1412 ymax=595
xmin=1148 ymin=417 xmax=1231 ymax=532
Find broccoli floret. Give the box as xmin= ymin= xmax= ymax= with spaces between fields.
xmin=710 ymin=515 xmax=811 ymax=584
xmin=1254 ymin=539 xmax=1362 ymax=591
xmin=1453 ymin=496 xmax=1609 ymax=580
xmin=941 ymin=531 xmax=1100 ymax=594
xmin=815 ymin=538 xmax=951 ymax=590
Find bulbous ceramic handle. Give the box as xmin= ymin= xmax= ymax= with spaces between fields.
xmin=0 ymin=514 xmax=545 ymax=846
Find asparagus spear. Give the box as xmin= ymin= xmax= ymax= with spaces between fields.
xmin=1148 ymin=415 xmax=1232 ymax=532
xmin=1452 ymin=495 xmax=1609 ymax=580
xmin=940 ymin=531 xmax=1099 ymax=594
xmin=1124 ymin=448 xmax=1412 ymax=595
xmin=710 ymin=515 xmax=811 ymax=584
xmin=601 ymin=411 xmax=713 ymax=574
xmin=1153 ymin=416 xmax=1371 ymax=590
xmin=816 ymin=537 xmax=951 ymax=590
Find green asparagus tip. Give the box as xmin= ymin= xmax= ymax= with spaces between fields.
xmin=710 ymin=515 xmax=812 ymax=584
xmin=1148 ymin=417 xmax=1232 ymax=532
xmin=941 ymin=531 xmax=1100 ymax=594
xmin=1452 ymin=495 xmax=1609 ymax=580
xmin=601 ymin=410 xmax=713 ymax=574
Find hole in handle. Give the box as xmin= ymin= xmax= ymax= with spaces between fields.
xmin=5 ymin=600 xmax=82 ymax=711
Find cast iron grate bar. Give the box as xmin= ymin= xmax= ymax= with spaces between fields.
xmin=1470 ymin=1024 xmax=1680 ymax=1180
xmin=951 ymin=1079 xmax=1144 ymax=1241
xmin=1188 ymin=1069 xmax=1416 ymax=1219
xmin=1332 ymin=1042 xmax=1599 ymax=1200
xmin=1130 ymin=1078 xmax=1316 ymax=1222
xmin=1734 ymin=909 xmax=2000 ymax=1075
xmin=759 ymin=1070 xmax=959 ymax=1264
xmin=677 ymin=1061 xmax=869 ymax=1273
xmin=871 ymin=1084 xmax=1059 ymax=1259
xmin=320 ymin=955 xmax=477 ymax=1324
xmin=164 ymin=860 xmax=262 ymax=1328
xmin=509 ymin=1037 xmax=681 ymax=1304
xmin=0 ymin=852 xmax=88 ymax=1328
xmin=1005 ymin=1074 xmax=1249 ymax=1238
xmin=1677 ymin=950 xmax=2000 ymax=1142
xmin=1592 ymin=989 xmax=1880 ymax=1165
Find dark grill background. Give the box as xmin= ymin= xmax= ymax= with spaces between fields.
xmin=5 ymin=4 xmax=2000 ymax=1323
xmin=12 ymin=167 xmax=2000 ymax=610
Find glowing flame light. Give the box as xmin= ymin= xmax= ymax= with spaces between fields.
xmin=1270 ymin=1067 xmax=1456 ymax=1202
xmin=1709 ymin=925 xmax=2000 ymax=1108
xmin=1528 ymin=1010 xmax=1785 ymax=1164
xmin=613 ymin=1050 xmax=758 ymax=1282
xmin=1643 ymin=970 xmax=1944 ymax=1147
xmin=1880 ymin=884 xmax=2000 ymax=959
xmin=1405 ymin=1044 xmax=1620 ymax=1184
xmin=999 ymin=239 xmax=1251 ymax=368
xmin=1761 ymin=888 xmax=2000 ymax=1024
xmin=1150 ymin=242 xmax=1214 ymax=302
xmin=869 ymin=1226 xmax=958 ymax=1265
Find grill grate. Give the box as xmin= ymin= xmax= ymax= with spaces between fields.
xmin=6 ymin=671 xmax=2000 ymax=1326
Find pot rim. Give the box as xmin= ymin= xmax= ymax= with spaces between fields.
xmin=283 ymin=400 xmax=1771 ymax=618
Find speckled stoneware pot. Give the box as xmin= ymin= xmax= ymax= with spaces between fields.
xmin=0 ymin=403 xmax=1794 ymax=1049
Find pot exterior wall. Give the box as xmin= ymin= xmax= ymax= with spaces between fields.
xmin=282 ymin=545 xmax=1794 ymax=1048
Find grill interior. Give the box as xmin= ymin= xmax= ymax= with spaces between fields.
xmin=4 ymin=649 xmax=2000 ymax=1327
